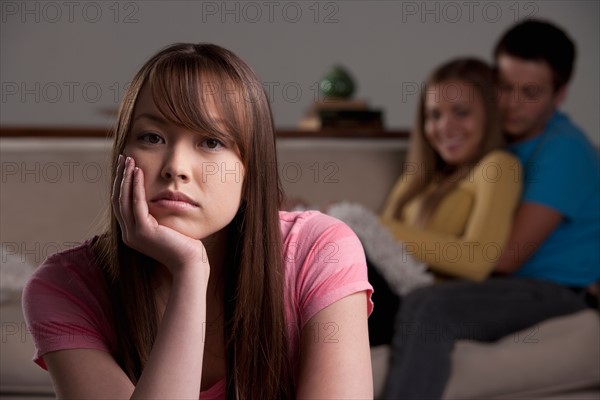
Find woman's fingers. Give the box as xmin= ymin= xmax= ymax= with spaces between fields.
xmin=115 ymin=156 xmax=156 ymax=248
xmin=110 ymin=155 xmax=207 ymax=271
xmin=119 ymin=157 xmax=136 ymax=233
xmin=132 ymin=166 xmax=152 ymax=229
xmin=111 ymin=154 xmax=126 ymax=229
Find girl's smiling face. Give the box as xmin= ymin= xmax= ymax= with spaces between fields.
xmin=123 ymin=84 xmax=245 ymax=241
xmin=423 ymin=80 xmax=486 ymax=166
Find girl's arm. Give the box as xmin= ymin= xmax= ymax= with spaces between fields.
xmin=296 ymin=292 xmax=373 ymax=399
xmin=381 ymin=152 xmax=523 ymax=281
xmin=45 ymin=267 xmax=208 ymax=399
xmin=44 ymin=157 xmax=210 ymax=399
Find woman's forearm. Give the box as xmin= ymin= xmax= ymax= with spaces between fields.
xmin=131 ymin=266 xmax=209 ymax=399
xmin=381 ymin=218 xmax=498 ymax=281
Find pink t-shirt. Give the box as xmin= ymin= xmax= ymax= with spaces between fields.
xmin=22 ymin=211 xmax=373 ymax=399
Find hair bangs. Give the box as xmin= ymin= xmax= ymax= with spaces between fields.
xmin=147 ymin=55 xmax=247 ymax=156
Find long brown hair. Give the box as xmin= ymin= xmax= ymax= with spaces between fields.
xmin=392 ymin=58 xmax=505 ymax=226
xmin=93 ymin=43 xmax=292 ymax=399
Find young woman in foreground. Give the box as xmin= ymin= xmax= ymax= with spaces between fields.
xmin=23 ymin=43 xmax=373 ymax=400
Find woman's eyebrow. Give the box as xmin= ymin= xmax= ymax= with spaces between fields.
xmin=132 ymin=112 xmax=168 ymax=125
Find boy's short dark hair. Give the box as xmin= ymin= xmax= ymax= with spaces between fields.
xmin=494 ymin=19 xmax=576 ymax=91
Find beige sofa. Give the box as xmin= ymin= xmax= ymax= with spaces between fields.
xmin=371 ymin=311 xmax=600 ymax=399
xmin=1 ymin=137 xmax=598 ymax=398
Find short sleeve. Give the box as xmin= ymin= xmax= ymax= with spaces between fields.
xmin=283 ymin=212 xmax=373 ymax=330
xmin=523 ymin=133 xmax=597 ymax=218
xmin=21 ymin=243 xmax=113 ymax=369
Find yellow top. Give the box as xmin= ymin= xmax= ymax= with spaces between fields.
xmin=380 ymin=150 xmax=522 ymax=281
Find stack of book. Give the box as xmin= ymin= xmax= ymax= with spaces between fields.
xmin=298 ymin=99 xmax=383 ymax=131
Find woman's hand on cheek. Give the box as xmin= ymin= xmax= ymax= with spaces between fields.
xmin=112 ymin=155 xmax=209 ymax=276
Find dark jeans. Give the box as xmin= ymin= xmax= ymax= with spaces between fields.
xmin=381 ymin=278 xmax=590 ymax=400
xmin=367 ymin=255 xmax=401 ymax=346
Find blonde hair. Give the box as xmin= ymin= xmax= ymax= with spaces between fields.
xmin=394 ymin=58 xmax=505 ymax=226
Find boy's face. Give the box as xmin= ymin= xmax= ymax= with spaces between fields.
xmin=497 ymin=54 xmax=565 ymax=142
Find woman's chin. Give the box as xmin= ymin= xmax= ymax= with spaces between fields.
xmin=152 ymin=213 xmax=234 ymax=242
xmin=440 ymin=150 xmax=477 ymax=166
xmin=156 ymin=218 xmax=206 ymax=240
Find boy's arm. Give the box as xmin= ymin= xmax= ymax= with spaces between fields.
xmin=494 ymin=202 xmax=563 ymax=274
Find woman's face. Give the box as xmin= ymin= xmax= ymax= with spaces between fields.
xmin=123 ymin=84 xmax=245 ymax=240
xmin=424 ymin=80 xmax=486 ymax=166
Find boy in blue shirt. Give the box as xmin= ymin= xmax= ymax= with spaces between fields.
xmin=494 ymin=19 xmax=599 ymax=288
xmin=383 ymin=19 xmax=599 ymax=400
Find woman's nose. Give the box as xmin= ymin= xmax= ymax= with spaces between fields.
xmin=161 ymin=151 xmax=191 ymax=182
xmin=437 ymin=115 xmax=456 ymax=136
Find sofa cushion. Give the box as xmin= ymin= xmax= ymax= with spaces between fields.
xmin=371 ymin=310 xmax=600 ymax=399
xmin=1 ymin=243 xmax=54 ymax=394
xmin=443 ymin=309 xmax=600 ymax=399
xmin=0 ymin=301 xmax=54 ymax=395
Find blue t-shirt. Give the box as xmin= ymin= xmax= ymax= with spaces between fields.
xmin=508 ymin=111 xmax=600 ymax=287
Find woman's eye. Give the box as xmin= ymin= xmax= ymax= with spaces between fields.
xmin=425 ymin=110 xmax=440 ymax=121
xmin=455 ymin=108 xmax=470 ymax=117
xmin=140 ymin=133 xmax=164 ymax=144
xmin=201 ymin=138 xmax=224 ymax=150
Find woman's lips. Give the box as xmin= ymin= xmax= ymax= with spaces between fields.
xmin=440 ymin=139 xmax=465 ymax=153
xmin=152 ymin=199 xmax=198 ymax=211
xmin=150 ymin=191 xmax=199 ymax=210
